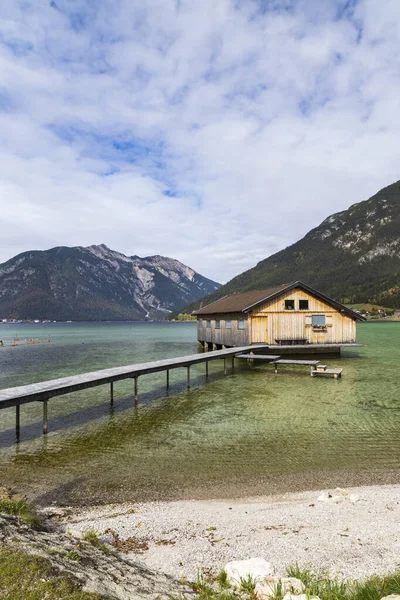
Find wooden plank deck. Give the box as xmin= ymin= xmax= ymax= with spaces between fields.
xmin=272 ymin=358 xmax=320 ymax=374
xmin=235 ymin=354 xmax=282 ymax=361
xmin=268 ymin=343 xmax=363 ymax=349
xmin=272 ymin=359 xmax=320 ymax=366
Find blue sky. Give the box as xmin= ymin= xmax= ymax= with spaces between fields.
xmin=0 ymin=0 xmax=400 ymax=282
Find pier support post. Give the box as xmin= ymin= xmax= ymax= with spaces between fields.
xmin=274 ymin=363 xmax=278 ymax=374
xmin=231 ymin=356 xmax=235 ymax=370
xmin=205 ymin=361 xmax=209 ymax=379
xmin=43 ymin=400 xmax=48 ymax=435
xmin=110 ymin=382 xmax=114 ymax=407
xmin=187 ymin=366 xmax=190 ymax=388
xmin=224 ymin=358 xmax=227 ymax=375
xmin=166 ymin=369 xmax=170 ymax=390
xmin=134 ymin=377 xmax=138 ymax=404
xmin=16 ymin=405 xmax=20 ymax=443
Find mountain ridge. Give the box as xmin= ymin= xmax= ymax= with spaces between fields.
xmin=184 ymin=180 xmax=400 ymax=312
xmin=0 ymin=244 xmax=220 ymax=321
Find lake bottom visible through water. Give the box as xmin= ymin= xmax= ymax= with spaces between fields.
xmin=0 ymin=321 xmax=399 ymax=506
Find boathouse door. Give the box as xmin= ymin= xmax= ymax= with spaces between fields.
xmin=251 ymin=316 xmax=269 ymax=343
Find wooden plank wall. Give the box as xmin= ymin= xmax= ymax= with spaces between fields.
xmin=251 ymin=289 xmax=356 ymax=344
xmin=197 ymin=313 xmax=249 ymax=347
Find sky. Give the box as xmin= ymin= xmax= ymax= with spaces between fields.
xmin=0 ymin=0 xmax=400 ymax=283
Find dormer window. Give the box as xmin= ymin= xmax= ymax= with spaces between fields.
xmin=284 ymin=299 xmax=295 ymax=310
xmin=299 ymin=300 xmax=309 ymax=310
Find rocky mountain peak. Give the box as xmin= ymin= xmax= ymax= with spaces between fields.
xmin=0 ymin=245 xmax=220 ymax=321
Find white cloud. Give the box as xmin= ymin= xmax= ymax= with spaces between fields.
xmin=0 ymin=0 xmax=400 ymax=283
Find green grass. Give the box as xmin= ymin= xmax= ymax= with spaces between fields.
xmin=0 ymin=497 xmax=41 ymax=528
xmin=185 ymin=566 xmax=400 ymax=600
xmin=64 ymin=550 xmax=82 ymax=562
xmin=0 ymin=548 xmax=108 ymax=600
xmin=286 ymin=565 xmax=400 ymax=600
xmin=81 ymin=528 xmax=113 ymax=555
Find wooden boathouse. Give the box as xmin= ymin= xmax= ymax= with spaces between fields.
xmin=194 ymin=281 xmax=366 ymax=352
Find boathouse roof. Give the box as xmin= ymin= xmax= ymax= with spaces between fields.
xmin=193 ymin=281 xmax=366 ymax=321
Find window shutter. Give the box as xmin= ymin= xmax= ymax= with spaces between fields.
xmin=326 ymin=315 xmax=333 ymax=327
xmin=305 ymin=315 xmax=312 ymax=326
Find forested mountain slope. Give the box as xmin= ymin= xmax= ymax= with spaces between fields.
xmin=187 ymin=180 xmax=400 ymax=311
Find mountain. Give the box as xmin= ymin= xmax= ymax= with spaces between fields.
xmin=0 ymin=244 xmax=221 ymax=321
xmin=186 ymin=180 xmax=400 ymax=311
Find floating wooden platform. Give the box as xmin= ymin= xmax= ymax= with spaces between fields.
xmin=311 ymin=368 xmax=343 ymax=379
xmin=236 ymin=355 xmax=342 ymax=377
xmin=272 ymin=359 xmax=320 ymax=374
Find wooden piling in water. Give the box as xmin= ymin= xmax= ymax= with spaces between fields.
xmin=134 ymin=377 xmax=138 ymax=404
xmin=166 ymin=369 xmax=169 ymax=389
xmin=16 ymin=404 xmax=20 ymax=442
xmin=110 ymin=382 xmax=114 ymax=407
xmin=43 ymin=400 xmax=48 ymax=435
xmin=187 ymin=366 xmax=190 ymax=388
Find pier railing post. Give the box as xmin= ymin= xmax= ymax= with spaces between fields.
xmin=43 ymin=400 xmax=48 ymax=435
xmin=16 ymin=405 xmax=20 ymax=443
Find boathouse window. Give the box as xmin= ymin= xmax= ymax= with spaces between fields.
xmin=206 ymin=320 xmax=211 ymax=328
xmin=312 ymin=315 xmax=326 ymax=327
xmin=299 ymin=300 xmax=309 ymax=310
xmin=215 ymin=320 xmax=220 ymax=329
xmin=225 ymin=319 xmax=232 ymax=329
xmin=198 ymin=319 xmax=202 ymax=325
xmin=238 ymin=319 xmax=245 ymax=329
xmin=284 ymin=299 xmax=295 ymax=310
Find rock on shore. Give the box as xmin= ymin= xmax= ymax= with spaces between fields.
xmin=0 ymin=513 xmax=192 ymax=600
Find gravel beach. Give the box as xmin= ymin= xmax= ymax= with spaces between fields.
xmin=58 ymin=484 xmax=400 ymax=583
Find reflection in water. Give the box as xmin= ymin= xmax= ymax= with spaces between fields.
xmin=0 ymin=321 xmax=399 ymax=505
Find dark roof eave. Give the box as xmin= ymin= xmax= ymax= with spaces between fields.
xmin=193 ymin=281 xmax=366 ymax=321
xmin=192 ymin=295 xmax=230 ymax=315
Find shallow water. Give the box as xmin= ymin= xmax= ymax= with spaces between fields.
xmin=0 ymin=321 xmax=399 ymax=505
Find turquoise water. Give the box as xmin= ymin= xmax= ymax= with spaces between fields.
xmin=0 ymin=321 xmax=399 ymax=505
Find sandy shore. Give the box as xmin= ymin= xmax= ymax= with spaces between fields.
xmin=57 ymin=484 xmax=400 ymax=583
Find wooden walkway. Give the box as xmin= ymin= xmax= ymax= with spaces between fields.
xmin=0 ymin=344 xmax=269 ymax=440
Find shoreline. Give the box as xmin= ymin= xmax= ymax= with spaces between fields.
xmin=54 ymin=483 xmax=400 ymax=584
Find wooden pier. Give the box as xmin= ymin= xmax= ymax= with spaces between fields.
xmin=0 ymin=344 xmax=269 ymax=441
xmin=0 ymin=341 xmax=351 ymax=442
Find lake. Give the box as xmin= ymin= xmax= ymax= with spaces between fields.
xmin=0 ymin=321 xmax=399 ymax=506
